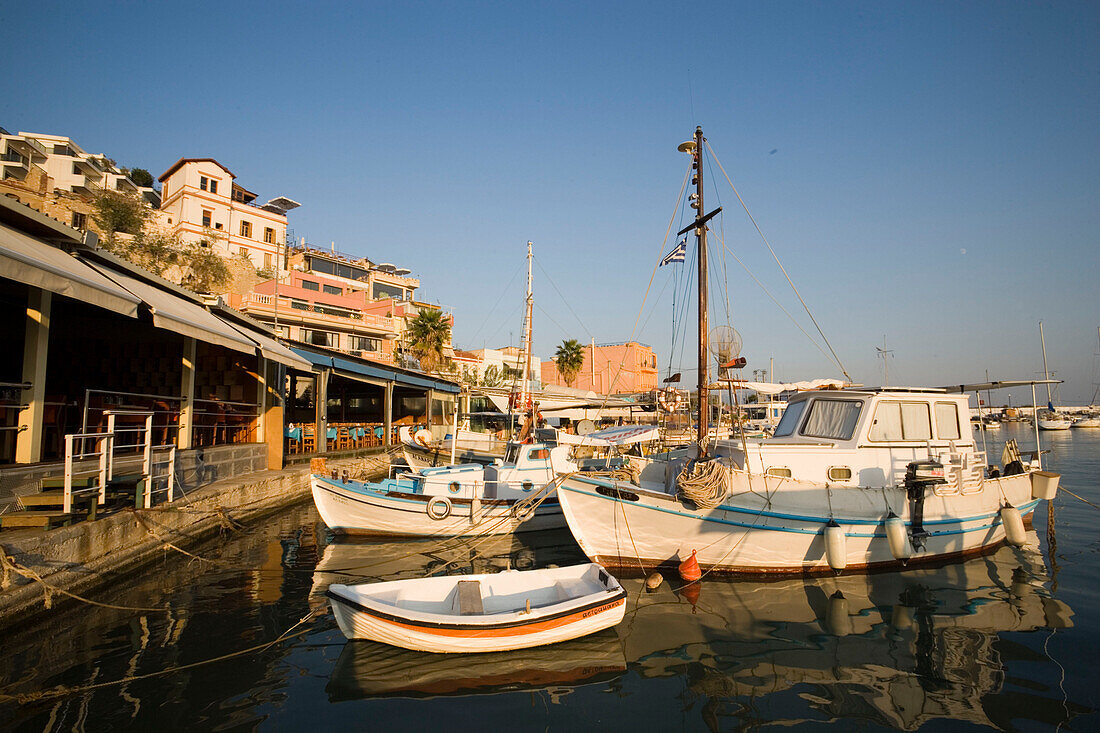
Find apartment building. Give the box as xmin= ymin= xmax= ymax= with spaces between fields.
xmin=227 ymin=248 xmax=452 ymax=366
xmin=156 ymin=158 xmax=298 ymax=272
xmin=454 ymin=346 xmax=542 ymax=388
xmin=540 ymin=341 xmax=657 ymax=394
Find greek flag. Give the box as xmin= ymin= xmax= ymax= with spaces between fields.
xmin=660 ymin=237 xmax=687 ymax=266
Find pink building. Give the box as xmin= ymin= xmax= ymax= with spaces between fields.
xmin=541 ymin=342 xmax=658 ymax=394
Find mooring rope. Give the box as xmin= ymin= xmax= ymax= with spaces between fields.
xmin=0 ymin=607 xmax=323 ymax=704
xmin=0 ymin=548 xmax=166 ymax=613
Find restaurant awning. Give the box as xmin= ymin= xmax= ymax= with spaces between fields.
xmin=86 ymin=264 xmax=257 ymax=355
xmin=0 ymin=223 xmax=140 ymax=318
xmin=290 ymin=346 xmax=460 ymax=394
xmin=248 ymin=331 xmax=314 ymax=371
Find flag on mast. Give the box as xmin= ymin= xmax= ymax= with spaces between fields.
xmin=660 ymin=236 xmax=687 ymax=266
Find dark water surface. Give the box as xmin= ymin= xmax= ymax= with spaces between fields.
xmin=1 ymin=424 xmax=1098 ymax=731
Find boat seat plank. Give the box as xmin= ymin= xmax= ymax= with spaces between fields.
xmin=456 ymin=580 xmax=484 ymax=615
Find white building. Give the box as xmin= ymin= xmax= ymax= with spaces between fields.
xmin=16 ymin=132 xmax=141 ymax=196
xmin=155 ymin=158 xmax=299 ymax=272
xmin=454 ymin=346 xmax=541 ymax=389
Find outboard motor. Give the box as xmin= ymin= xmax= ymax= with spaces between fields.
xmin=904 ymin=460 xmax=947 ymax=551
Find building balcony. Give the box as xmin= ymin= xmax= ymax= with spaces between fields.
xmin=235 ymin=292 xmax=399 ymax=338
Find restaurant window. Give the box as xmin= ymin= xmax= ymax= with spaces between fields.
xmin=323 ymin=284 xmax=343 ymax=296
xmin=301 ymin=280 xmax=320 ymax=291
xmin=240 ymin=220 xmax=252 ymax=238
xmin=200 ymin=176 xmax=208 ymax=191
xmin=202 ymin=209 xmax=212 ymax=227
xmin=300 ymin=329 xmax=339 ymax=348
xmin=264 ymin=227 xmax=275 ymax=244
xmin=348 ymin=335 xmax=380 ymax=352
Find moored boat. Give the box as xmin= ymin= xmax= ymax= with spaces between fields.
xmin=555 ymin=127 xmax=1061 ymax=576
xmin=311 ymin=441 xmax=573 ymax=536
xmin=326 ymin=563 xmax=627 ymax=652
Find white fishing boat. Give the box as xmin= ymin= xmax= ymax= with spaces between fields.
xmin=326 ymin=563 xmax=627 ymax=652
xmin=555 ymin=127 xmax=1061 ymax=575
xmin=1072 ymin=414 xmax=1100 ymax=428
xmin=398 ymin=422 xmax=506 ymax=469
xmin=311 ymin=440 xmax=574 ymax=536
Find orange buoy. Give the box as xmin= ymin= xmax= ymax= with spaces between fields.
xmin=679 ymin=581 xmax=701 ymax=609
xmin=679 ymin=549 xmax=702 ymax=582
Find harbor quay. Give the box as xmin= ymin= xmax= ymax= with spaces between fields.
xmin=0 ymin=451 xmax=391 ymax=633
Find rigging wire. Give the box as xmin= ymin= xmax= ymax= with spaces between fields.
xmin=595 ymin=164 xmax=692 ymax=407
xmin=704 ymin=139 xmax=851 ymax=380
xmin=463 ymin=258 xmax=526 ymax=349
xmin=532 ymin=255 xmax=595 ymax=342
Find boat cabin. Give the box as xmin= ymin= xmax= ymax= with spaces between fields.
xmin=406 ymin=443 xmax=575 ymax=500
xmin=716 ymin=389 xmax=981 ymax=489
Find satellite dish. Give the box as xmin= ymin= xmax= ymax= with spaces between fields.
xmin=709 ymin=326 xmax=743 ymax=363
xmin=575 ymin=419 xmax=597 ymax=436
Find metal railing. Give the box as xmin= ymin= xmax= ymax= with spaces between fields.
xmin=63 ymin=432 xmax=112 ymax=513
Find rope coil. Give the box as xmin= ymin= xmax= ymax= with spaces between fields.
xmin=676 ymin=459 xmax=730 ymax=509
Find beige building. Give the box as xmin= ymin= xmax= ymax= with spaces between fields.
xmin=156 ymin=158 xmax=298 ymax=273
xmin=541 ymin=341 xmax=657 ymax=394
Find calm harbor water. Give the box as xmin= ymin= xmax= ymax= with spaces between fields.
xmin=2 ymin=423 xmax=1098 ymax=731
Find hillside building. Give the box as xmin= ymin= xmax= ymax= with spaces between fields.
xmin=540 ymin=341 xmax=657 ymax=394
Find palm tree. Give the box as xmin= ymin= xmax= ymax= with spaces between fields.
xmin=406 ymin=309 xmax=451 ymax=372
xmin=554 ymin=339 xmax=586 ymax=387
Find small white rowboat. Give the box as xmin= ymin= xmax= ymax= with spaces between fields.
xmin=327 ymin=563 xmax=627 ymax=653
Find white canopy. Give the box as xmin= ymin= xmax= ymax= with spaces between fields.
xmin=556 ymin=425 xmax=661 ymax=447
xmin=737 ymin=378 xmax=848 ymax=395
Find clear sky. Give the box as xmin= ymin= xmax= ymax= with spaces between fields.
xmin=4 ymin=1 xmax=1098 ymax=403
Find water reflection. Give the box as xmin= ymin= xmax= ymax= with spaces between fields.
xmin=617 ymin=532 xmax=1080 ymax=729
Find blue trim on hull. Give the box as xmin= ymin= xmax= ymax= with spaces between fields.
xmin=559 ymin=481 xmax=1039 ymax=538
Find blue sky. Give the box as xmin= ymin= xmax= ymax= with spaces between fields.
xmin=4 ymin=1 xmax=1098 ymax=402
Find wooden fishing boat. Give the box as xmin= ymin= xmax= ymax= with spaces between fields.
xmin=326 ymin=563 xmax=627 ymax=653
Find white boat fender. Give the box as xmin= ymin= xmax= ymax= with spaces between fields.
xmin=1000 ymin=504 xmax=1026 ymax=547
xmin=825 ymin=520 xmax=847 ymax=572
xmin=645 ymin=572 xmax=664 ymax=591
xmin=824 ymin=590 xmax=852 ymax=636
xmin=885 ymin=512 xmax=911 ymax=563
xmin=426 ymin=496 xmax=452 ymax=520
xmin=414 ymin=429 xmax=433 ymax=448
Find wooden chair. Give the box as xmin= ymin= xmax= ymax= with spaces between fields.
xmin=302 ymin=427 xmax=316 ymax=453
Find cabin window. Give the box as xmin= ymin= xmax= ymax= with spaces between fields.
xmin=528 ymin=448 xmax=549 ymax=461
xmin=773 ymin=400 xmax=807 ymax=437
xmin=766 ymin=467 xmax=792 ymax=477
xmin=828 ymin=467 xmax=853 ymax=481
xmin=800 ymin=399 xmax=863 ymax=440
xmin=505 ymin=445 xmax=520 ymax=464
xmin=935 ymin=402 xmax=961 ymax=440
xmin=869 ymin=401 xmax=932 ymax=441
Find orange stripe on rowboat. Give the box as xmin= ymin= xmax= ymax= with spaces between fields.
xmin=366 ymin=598 xmax=625 ymax=638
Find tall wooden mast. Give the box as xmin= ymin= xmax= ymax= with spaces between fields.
xmin=693 ymin=126 xmax=709 ymax=449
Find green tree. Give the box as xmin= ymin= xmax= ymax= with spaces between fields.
xmin=91 ymin=189 xmax=149 ymax=248
xmin=181 ymin=243 xmax=231 ymax=293
xmin=482 ymin=364 xmax=502 ymax=387
xmin=554 ymin=338 xmax=586 ymax=387
xmin=119 ymin=231 xmax=183 ymax=277
xmin=406 ymin=309 xmax=451 ymax=373
xmin=129 ymin=168 xmax=154 ymax=188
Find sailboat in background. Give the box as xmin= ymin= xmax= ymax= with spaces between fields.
xmin=555 ymin=127 xmax=1061 ymax=575
xmin=1072 ymin=326 xmax=1100 ymax=427
xmin=1036 ymin=321 xmax=1072 ymax=430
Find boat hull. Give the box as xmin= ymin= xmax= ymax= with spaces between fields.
xmin=557 ymin=470 xmax=1043 ymax=575
xmin=327 ymin=590 xmax=626 ymax=653
xmin=311 ymin=474 xmax=564 ymax=537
